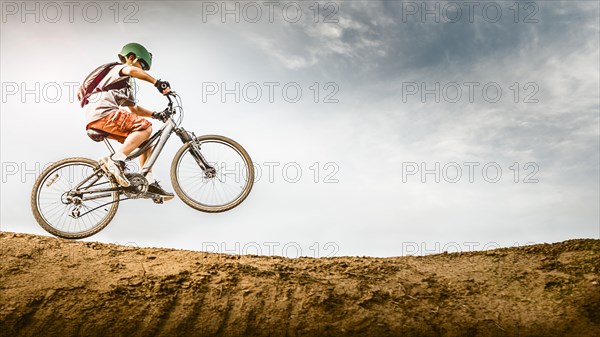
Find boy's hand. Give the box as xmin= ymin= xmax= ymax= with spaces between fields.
xmin=154 ymin=79 xmax=171 ymax=95
xmin=152 ymin=109 xmax=168 ymax=122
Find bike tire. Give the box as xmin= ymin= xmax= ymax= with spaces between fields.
xmin=170 ymin=135 xmax=254 ymax=213
xmin=30 ymin=157 xmax=119 ymax=239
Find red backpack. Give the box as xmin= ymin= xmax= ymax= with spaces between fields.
xmin=77 ymin=62 xmax=129 ymax=107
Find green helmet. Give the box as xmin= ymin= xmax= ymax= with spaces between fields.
xmin=118 ymin=42 xmax=152 ymax=71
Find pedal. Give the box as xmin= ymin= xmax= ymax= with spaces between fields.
xmin=142 ymin=192 xmax=160 ymax=199
xmin=142 ymin=192 xmax=164 ymax=204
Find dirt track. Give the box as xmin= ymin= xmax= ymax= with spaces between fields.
xmin=0 ymin=232 xmax=598 ymax=337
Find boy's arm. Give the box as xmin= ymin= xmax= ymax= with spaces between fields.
xmin=121 ymin=65 xmax=156 ymax=84
xmin=128 ymin=104 xmax=153 ymax=118
xmin=120 ymin=66 xmax=171 ymax=94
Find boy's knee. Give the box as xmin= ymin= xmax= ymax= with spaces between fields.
xmin=143 ymin=126 xmax=152 ymax=137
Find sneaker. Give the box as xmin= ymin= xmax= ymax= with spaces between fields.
xmin=147 ymin=181 xmax=174 ymax=201
xmin=99 ymin=156 xmax=130 ymax=187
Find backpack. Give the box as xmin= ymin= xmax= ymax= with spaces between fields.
xmin=77 ymin=62 xmax=130 ymax=107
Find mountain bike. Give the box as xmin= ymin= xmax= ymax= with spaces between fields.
xmin=30 ymin=92 xmax=254 ymax=239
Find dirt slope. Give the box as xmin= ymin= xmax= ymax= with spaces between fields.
xmin=0 ymin=232 xmax=598 ymax=337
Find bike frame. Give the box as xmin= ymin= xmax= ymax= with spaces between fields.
xmin=126 ymin=119 xmax=176 ymax=175
xmin=126 ymin=95 xmax=213 ymax=175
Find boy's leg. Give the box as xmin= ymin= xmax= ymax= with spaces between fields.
xmin=89 ymin=110 xmax=152 ymax=187
xmin=102 ymin=129 xmax=152 ymax=186
xmin=138 ymin=145 xmax=153 ymax=169
xmin=119 ymin=128 xmax=152 ymax=156
xmin=139 ymin=146 xmax=174 ymax=201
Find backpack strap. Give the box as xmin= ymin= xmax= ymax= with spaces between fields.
xmin=103 ymin=77 xmax=130 ymax=92
xmin=78 ymin=62 xmax=125 ymax=108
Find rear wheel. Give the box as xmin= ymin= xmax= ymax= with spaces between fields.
xmin=30 ymin=157 xmax=120 ymax=239
xmin=171 ymin=135 xmax=254 ymax=212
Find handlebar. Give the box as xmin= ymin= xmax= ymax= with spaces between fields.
xmin=166 ymin=91 xmax=176 ymax=105
xmin=153 ymin=91 xmax=181 ymax=123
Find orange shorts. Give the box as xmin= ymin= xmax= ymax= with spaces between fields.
xmin=86 ymin=109 xmax=151 ymax=143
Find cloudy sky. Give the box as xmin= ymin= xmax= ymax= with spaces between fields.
xmin=1 ymin=1 xmax=598 ymax=257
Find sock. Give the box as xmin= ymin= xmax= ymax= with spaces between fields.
xmin=112 ymin=152 xmax=127 ymax=161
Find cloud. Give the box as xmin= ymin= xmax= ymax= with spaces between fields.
xmin=1 ymin=0 xmax=597 ymax=255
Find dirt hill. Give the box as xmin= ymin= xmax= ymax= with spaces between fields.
xmin=0 ymin=232 xmax=598 ymax=337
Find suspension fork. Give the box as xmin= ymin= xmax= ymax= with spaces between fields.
xmin=174 ymin=127 xmax=215 ymax=174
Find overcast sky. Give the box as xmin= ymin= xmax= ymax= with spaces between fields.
xmin=1 ymin=1 xmax=598 ymax=257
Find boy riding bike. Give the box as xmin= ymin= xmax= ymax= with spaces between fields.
xmin=80 ymin=42 xmax=174 ymax=202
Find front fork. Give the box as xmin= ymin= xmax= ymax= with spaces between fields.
xmin=174 ymin=127 xmax=216 ymax=178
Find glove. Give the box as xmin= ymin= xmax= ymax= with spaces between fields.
xmin=152 ymin=110 xmax=167 ymax=122
xmin=154 ymin=79 xmax=170 ymax=94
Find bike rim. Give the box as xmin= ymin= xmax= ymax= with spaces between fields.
xmin=176 ymin=140 xmax=251 ymax=208
xmin=36 ymin=162 xmax=118 ymax=235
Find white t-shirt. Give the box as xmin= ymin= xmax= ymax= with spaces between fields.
xmin=84 ymin=64 xmax=136 ymax=123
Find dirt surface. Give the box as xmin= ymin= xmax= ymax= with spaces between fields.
xmin=0 ymin=232 xmax=598 ymax=337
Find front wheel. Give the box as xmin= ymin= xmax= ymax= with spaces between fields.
xmin=171 ymin=135 xmax=254 ymax=212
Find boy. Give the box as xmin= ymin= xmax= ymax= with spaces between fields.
xmin=83 ymin=42 xmax=173 ymax=201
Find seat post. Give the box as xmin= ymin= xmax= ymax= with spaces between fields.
xmin=103 ymin=138 xmax=115 ymax=155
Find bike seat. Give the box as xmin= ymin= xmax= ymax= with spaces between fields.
xmin=87 ymin=128 xmax=109 ymax=142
